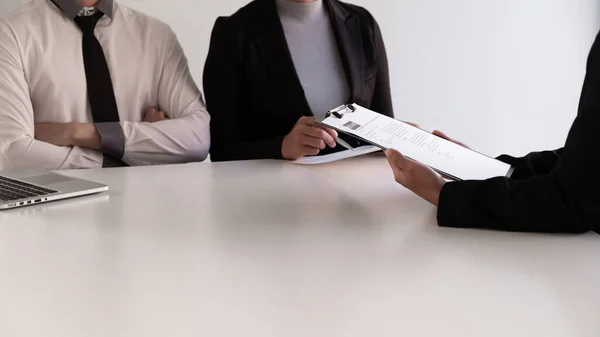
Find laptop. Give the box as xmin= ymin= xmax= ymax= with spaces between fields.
xmin=0 ymin=171 xmax=108 ymax=210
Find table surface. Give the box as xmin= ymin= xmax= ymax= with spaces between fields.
xmin=1 ymin=155 xmax=599 ymax=337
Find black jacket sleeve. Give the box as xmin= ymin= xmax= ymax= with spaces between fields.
xmin=497 ymin=149 xmax=563 ymax=181
xmin=437 ymin=32 xmax=600 ymax=234
xmin=369 ymin=16 xmax=394 ymax=118
xmin=203 ymin=18 xmax=285 ymax=162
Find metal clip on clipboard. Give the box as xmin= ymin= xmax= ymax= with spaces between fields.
xmin=324 ymin=104 xmax=358 ymax=151
xmin=326 ymin=104 xmax=356 ymax=119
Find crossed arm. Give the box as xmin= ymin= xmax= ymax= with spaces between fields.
xmin=32 ymin=108 xmax=176 ymax=166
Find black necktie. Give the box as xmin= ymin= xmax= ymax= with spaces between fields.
xmin=74 ymin=13 xmax=120 ymax=123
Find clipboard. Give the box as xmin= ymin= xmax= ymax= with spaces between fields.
xmin=316 ymin=104 xmax=514 ymax=181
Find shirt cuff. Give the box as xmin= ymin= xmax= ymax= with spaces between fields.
xmin=95 ymin=122 xmax=125 ymax=160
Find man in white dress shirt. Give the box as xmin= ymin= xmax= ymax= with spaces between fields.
xmin=0 ymin=0 xmax=210 ymax=170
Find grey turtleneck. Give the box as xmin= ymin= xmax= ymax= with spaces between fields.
xmin=276 ymin=0 xmax=350 ymax=117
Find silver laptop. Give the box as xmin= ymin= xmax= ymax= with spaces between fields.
xmin=0 ymin=171 xmax=108 ymax=210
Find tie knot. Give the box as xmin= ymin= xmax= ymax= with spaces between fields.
xmin=74 ymin=12 xmax=104 ymax=34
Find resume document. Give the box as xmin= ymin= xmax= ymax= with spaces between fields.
xmin=318 ymin=104 xmax=512 ymax=181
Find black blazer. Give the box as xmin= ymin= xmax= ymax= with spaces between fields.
xmin=437 ymin=32 xmax=600 ymax=234
xmin=203 ymin=0 xmax=393 ymax=161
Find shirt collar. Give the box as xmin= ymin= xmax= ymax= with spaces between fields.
xmin=50 ymin=0 xmax=114 ymax=19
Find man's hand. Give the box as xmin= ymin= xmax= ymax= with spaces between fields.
xmin=282 ymin=116 xmax=338 ymax=160
xmin=144 ymin=108 xmax=168 ymax=123
xmin=35 ymin=123 xmax=101 ymax=150
xmin=385 ymin=148 xmax=446 ymax=206
xmin=432 ymin=130 xmax=469 ymax=148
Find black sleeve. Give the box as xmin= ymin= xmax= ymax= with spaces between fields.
xmin=437 ymin=32 xmax=600 ymax=234
xmin=203 ymin=18 xmax=285 ymax=162
xmin=369 ymin=16 xmax=394 ymax=118
xmin=497 ymin=149 xmax=563 ymax=181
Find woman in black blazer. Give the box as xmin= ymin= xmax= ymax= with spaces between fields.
xmin=385 ymin=32 xmax=600 ymax=234
xmin=204 ymin=0 xmax=394 ymax=161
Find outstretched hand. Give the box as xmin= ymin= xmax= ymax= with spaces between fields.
xmin=385 ymin=148 xmax=446 ymax=206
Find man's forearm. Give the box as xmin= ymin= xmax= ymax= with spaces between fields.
xmin=34 ymin=122 xmax=101 ymax=151
xmin=120 ymin=114 xmax=210 ymax=165
xmin=0 ymin=136 xmax=103 ymax=171
xmin=71 ymin=123 xmax=102 ymax=150
xmin=33 ymin=122 xmax=123 ymax=168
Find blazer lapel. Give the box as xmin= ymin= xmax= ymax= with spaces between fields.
xmin=248 ymin=0 xmax=312 ymax=116
xmin=326 ymin=0 xmax=365 ymax=104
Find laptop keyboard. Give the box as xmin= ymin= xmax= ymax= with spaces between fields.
xmin=0 ymin=176 xmax=58 ymax=201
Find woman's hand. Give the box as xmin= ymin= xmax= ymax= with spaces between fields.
xmin=282 ymin=117 xmax=338 ymax=160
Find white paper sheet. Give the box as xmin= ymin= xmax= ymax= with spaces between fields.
xmin=319 ymin=105 xmax=512 ymax=180
xmin=292 ymin=146 xmax=381 ymax=165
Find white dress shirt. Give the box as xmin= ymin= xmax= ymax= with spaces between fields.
xmin=0 ymin=0 xmax=210 ymax=170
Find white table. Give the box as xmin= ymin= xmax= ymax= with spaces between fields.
xmin=1 ymin=155 xmax=599 ymax=337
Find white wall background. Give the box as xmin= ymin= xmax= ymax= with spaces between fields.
xmin=2 ymin=0 xmax=599 ymax=157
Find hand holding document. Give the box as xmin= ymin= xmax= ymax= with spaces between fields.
xmin=317 ymin=104 xmax=513 ymax=181
xmin=282 ymin=116 xmax=338 ymax=160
